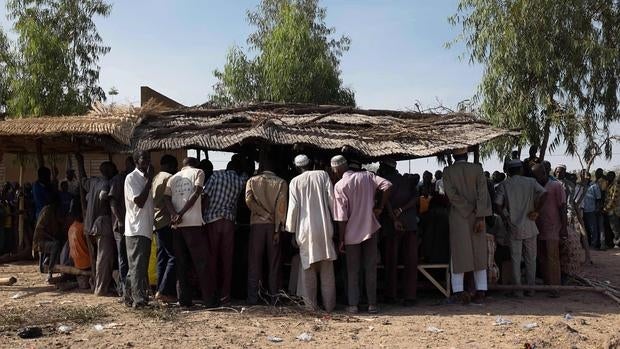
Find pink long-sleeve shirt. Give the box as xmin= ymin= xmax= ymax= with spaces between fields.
xmin=333 ymin=170 xmax=392 ymax=245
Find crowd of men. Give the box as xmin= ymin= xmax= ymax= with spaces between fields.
xmin=0 ymin=144 xmax=619 ymax=313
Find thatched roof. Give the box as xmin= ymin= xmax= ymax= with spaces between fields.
xmin=133 ymin=103 xmax=515 ymax=160
xmin=0 ymin=104 xmax=149 ymax=153
xmin=0 ymin=102 xmax=517 ymax=160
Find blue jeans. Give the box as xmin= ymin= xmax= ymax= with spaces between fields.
xmin=155 ymin=226 xmax=176 ymax=297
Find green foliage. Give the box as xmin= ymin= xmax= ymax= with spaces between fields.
xmin=5 ymin=0 xmax=111 ymax=117
xmin=450 ymin=0 xmax=620 ymax=163
xmin=211 ymin=0 xmax=354 ymax=107
xmin=0 ymin=28 xmax=12 ymax=113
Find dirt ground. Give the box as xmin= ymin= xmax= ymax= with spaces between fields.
xmin=1 ymin=250 xmax=620 ymax=349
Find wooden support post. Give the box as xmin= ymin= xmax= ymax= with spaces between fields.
xmin=35 ymin=139 xmax=44 ymax=168
xmin=75 ymin=144 xmax=95 ymax=285
xmin=473 ymin=145 xmax=480 ymax=164
xmin=18 ymin=155 xmax=24 ymax=249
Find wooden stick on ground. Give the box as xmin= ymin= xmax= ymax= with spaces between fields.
xmin=51 ymin=265 xmax=91 ymax=276
xmin=0 ymin=276 xmax=17 ymax=286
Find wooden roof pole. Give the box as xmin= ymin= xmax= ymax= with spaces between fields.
xmin=35 ymin=138 xmax=44 ymax=169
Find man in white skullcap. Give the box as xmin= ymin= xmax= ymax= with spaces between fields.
xmin=443 ymin=147 xmax=492 ymax=304
xmin=332 ymin=155 xmax=392 ymax=314
xmin=285 ymin=154 xmax=337 ymax=311
xmin=245 ymin=151 xmax=288 ymax=305
xmin=495 ymin=159 xmax=547 ymax=297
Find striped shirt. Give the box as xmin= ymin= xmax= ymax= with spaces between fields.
xmin=203 ymin=170 xmax=246 ymax=223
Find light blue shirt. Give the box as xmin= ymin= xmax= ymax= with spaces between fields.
xmin=582 ymin=183 xmax=601 ymax=213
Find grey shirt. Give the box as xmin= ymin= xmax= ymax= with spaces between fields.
xmin=494 ymin=175 xmax=546 ymax=240
xmin=82 ymin=177 xmax=111 ymax=234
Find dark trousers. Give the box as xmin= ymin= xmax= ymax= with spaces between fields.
xmin=156 ymin=226 xmax=176 ymax=297
xmin=345 ymin=233 xmax=378 ymax=306
xmin=584 ymin=211 xmax=603 ymax=247
xmin=173 ymin=226 xmax=210 ymax=305
xmin=124 ymin=235 xmax=151 ymax=306
xmin=206 ymin=219 xmax=235 ymax=303
xmin=40 ymin=239 xmax=63 ymax=275
xmin=114 ymin=230 xmax=129 ymax=295
xmin=384 ymin=230 xmax=418 ymax=300
xmin=247 ymin=224 xmax=281 ymax=303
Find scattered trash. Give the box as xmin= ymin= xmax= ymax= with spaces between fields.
xmin=426 ymin=326 xmax=444 ymax=333
xmin=57 ymin=325 xmax=72 ymax=334
xmin=579 ymin=319 xmax=588 ymax=325
xmin=523 ymin=343 xmax=537 ymax=349
xmin=103 ymin=322 xmax=124 ymax=329
xmin=17 ymin=326 xmax=43 ymax=339
xmin=523 ymin=323 xmax=538 ymax=331
xmin=59 ymin=300 xmax=73 ymax=305
xmin=368 ymin=326 xmax=374 ymax=331
xmin=93 ymin=324 xmax=104 ymax=332
xmin=494 ymin=316 xmax=513 ymax=326
xmin=296 ymin=332 xmax=313 ymax=342
xmin=37 ymin=300 xmax=52 ymax=306
xmin=267 ymin=336 xmax=283 ymax=343
xmin=382 ymin=319 xmax=392 ymax=325
xmin=11 ymin=292 xmax=27 ymax=299
xmin=564 ymin=313 xmax=573 ymax=320
xmin=0 ymin=276 xmax=17 ymax=286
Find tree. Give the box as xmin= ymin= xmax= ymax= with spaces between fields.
xmin=5 ymin=0 xmax=111 ymax=117
xmin=211 ymin=0 xmax=354 ymax=106
xmin=450 ymin=0 xmax=620 ymax=162
xmin=0 ymin=28 xmax=12 ymax=114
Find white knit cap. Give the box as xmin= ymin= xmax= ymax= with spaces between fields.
xmin=330 ymin=155 xmax=347 ymax=168
xmin=294 ymin=154 xmax=310 ymax=167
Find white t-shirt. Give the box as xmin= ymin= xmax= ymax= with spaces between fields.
xmin=124 ymin=168 xmax=154 ymax=239
xmin=164 ymin=166 xmax=205 ymax=228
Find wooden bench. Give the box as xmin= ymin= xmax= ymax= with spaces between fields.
xmin=417 ymin=264 xmax=451 ymax=298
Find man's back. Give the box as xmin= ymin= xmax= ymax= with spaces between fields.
xmin=246 ymin=171 xmax=287 ymax=226
xmin=537 ymin=180 xmax=566 ymax=240
xmin=83 ymin=177 xmax=111 ymax=234
xmin=333 ymin=170 xmax=391 ymax=245
xmin=443 ymin=161 xmax=490 ymax=218
xmin=287 ymin=170 xmax=333 ymax=234
xmin=204 ymin=170 xmax=245 ymax=223
xmin=286 ymin=170 xmax=336 ymax=268
xmin=167 ymin=167 xmax=205 ymax=228
xmin=495 ymin=175 xmax=545 ymax=239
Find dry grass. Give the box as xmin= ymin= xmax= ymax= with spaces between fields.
xmin=137 ymin=305 xmax=178 ymax=322
xmin=0 ymin=305 xmax=108 ymax=330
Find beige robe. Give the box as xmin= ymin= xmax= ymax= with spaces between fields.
xmin=443 ymin=161 xmax=492 ymax=273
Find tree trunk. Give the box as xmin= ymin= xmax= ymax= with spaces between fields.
xmin=538 ymin=118 xmax=552 ymax=161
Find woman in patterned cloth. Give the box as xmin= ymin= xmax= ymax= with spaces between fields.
xmin=559 ymin=172 xmax=588 ymax=277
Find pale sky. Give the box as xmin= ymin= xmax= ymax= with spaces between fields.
xmin=1 ymin=1 xmax=618 ymax=173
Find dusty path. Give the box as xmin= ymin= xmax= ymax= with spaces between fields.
xmin=1 ymin=250 xmax=620 ymax=348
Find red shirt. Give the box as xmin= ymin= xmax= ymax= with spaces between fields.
xmin=536 ymin=180 xmax=566 ymax=240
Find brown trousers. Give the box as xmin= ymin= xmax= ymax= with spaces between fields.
xmin=384 ymin=230 xmax=418 ymax=300
xmin=206 ymin=219 xmax=235 ymax=302
xmin=247 ymin=224 xmax=281 ymax=303
xmin=173 ymin=226 xmax=210 ymax=305
xmin=538 ymin=239 xmax=561 ymax=286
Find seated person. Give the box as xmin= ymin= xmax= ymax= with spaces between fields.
xmin=67 ymin=201 xmax=91 ymax=288
xmin=32 ymin=192 xmax=68 ymax=282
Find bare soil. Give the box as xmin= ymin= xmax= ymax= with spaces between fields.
xmin=1 ymin=250 xmax=620 ymax=348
